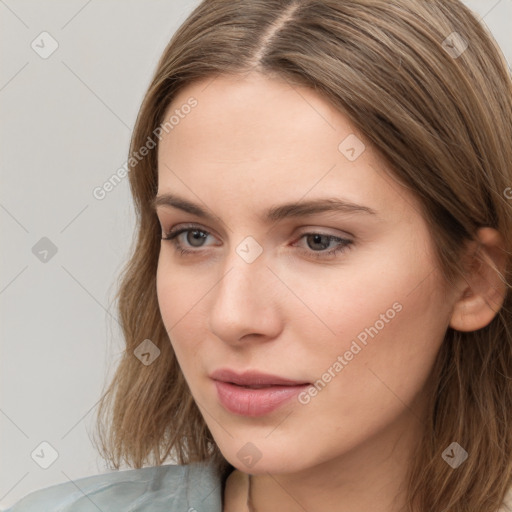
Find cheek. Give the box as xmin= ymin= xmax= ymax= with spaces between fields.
xmin=300 ymin=249 xmax=449 ymax=424
xmin=156 ymin=255 xmax=204 ymax=364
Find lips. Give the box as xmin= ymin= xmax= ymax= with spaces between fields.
xmin=209 ymin=368 xmax=311 ymax=416
xmin=209 ymin=368 xmax=310 ymax=387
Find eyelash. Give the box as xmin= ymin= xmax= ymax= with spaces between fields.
xmin=161 ymin=224 xmax=353 ymax=260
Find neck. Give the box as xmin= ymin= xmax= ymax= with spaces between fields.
xmin=246 ymin=412 xmax=422 ymax=512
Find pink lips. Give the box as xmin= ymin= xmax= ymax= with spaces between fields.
xmin=210 ymin=368 xmax=311 ymax=417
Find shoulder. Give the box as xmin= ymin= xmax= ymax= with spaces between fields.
xmin=3 ymin=461 xmax=222 ymax=512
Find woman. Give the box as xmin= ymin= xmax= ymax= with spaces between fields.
xmin=6 ymin=0 xmax=512 ymax=511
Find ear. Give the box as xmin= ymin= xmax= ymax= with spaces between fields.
xmin=449 ymin=227 xmax=508 ymax=332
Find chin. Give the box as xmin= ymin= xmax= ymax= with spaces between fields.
xmin=218 ymin=441 xmax=311 ymax=475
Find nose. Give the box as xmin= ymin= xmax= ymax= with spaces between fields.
xmin=208 ymin=246 xmax=282 ymax=345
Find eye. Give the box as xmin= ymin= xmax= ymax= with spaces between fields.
xmin=161 ymin=224 xmax=353 ymax=260
xmin=294 ymin=232 xmax=353 ymax=260
xmin=161 ymin=225 xmax=215 ymax=255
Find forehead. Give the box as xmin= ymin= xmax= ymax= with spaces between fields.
xmin=155 ymin=72 xmax=420 ymax=224
xmin=159 ymin=72 xmax=349 ymax=160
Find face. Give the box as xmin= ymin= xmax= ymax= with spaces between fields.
xmin=154 ymin=72 xmax=457 ymax=475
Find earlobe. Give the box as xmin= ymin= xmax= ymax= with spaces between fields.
xmin=449 ymin=227 xmax=508 ymax=332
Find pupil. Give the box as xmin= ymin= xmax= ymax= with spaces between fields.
xmin=310 ymin=234 xmax=328 ymax=250
xmin=189 ymin=230 xmax=206 ymax=247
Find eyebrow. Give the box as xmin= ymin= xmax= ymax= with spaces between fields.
xmin=151 ymin=194 xmax=377 ymax=222
xmin=151 ymin=193 xmax=377 ymax=223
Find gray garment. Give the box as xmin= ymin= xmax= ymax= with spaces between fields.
xmin=3 ymin=461 xmax=223 ymax=512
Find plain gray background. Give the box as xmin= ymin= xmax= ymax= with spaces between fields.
xmin=1 ymin=0 xmax=511 ymax=509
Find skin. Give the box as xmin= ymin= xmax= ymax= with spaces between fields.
xmin=154 ymin=71 xmax=506 ymax=512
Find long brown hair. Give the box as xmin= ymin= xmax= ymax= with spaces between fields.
xmin=93 ymin=1 xmax=512 ymax=510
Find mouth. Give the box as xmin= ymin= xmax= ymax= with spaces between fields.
xmin=209 ymin=368 xmax=311 ymax=387
xmin=229 ymin=383 xmax=302 ymax=389
xmin=209 ymin=369 xmax=312 ymax=417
